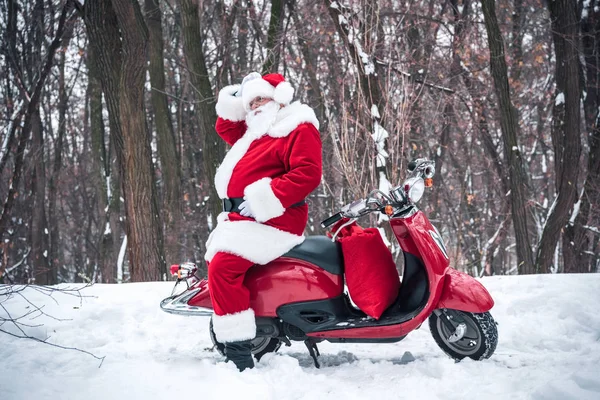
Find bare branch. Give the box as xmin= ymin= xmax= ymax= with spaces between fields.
xmin=0 ymin=328 xmax=105 ymax=367
xmin=0 ymin=283 xmax=103 ymax=366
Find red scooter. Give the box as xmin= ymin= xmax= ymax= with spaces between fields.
xmin=160 ymin=158 xmax=498 ymax=367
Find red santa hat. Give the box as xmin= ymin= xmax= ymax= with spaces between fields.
xmin=241 ymin=73 xmax=295 ymax=111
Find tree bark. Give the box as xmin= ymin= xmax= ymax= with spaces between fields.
xmin=46 ymin=41 xmax=69 ymax=285
xmin=291 ymin=4 xmax=327 ymax=130
xmin=144 ymin=0 xmax=182 ymax=265
xmin=261 ymin=0 xmax=285 ymax=74
xmin=28 ymin=0 xmax=51 ymax=285
xmin=30 ymin=109 xmax=52 ymax=284
xmin=83 ymin=0 xmax=126 ymax=281
xmin=110 ymin=0 xmax=166 ymax=282
xmin=86 ymin=42 xmax=117 ymax=283
xmin=564 ymin=4 xmax=600 ymax=273
xmin=510 ymin=0 xmax=525 ymax=85
xmin=237 ymin=0 xmax=249 ymax=74
xmin=481 ymin=0 xmax=535 ymax=274
xmin=180 ymin=0 xmax=224 ymax=230
xmin=83 ymin=0 xmax=125 ymax=169
xmin=537 ymin=0 xmax=582 ymax=273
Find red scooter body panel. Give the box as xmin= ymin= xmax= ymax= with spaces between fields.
xmin=307 ymin=317 xmax=422 ymax=339
xmin=245 ymin=258 xmax=344 ymax=317
xmin=187 ymin=279 xmax=212 ymax=308
xmin=392 ymin=211 xmax=447 ymax=311
xmin=436 ymin=268 xmax=494 ymax=313
xmin=188 ymin=258 xmax=344 ymax=317
xmin=391 ymin=211 xmax=450 ymax=276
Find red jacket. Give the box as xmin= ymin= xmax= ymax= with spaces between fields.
xmin=205 ymin=85 xmax=322 ymax=265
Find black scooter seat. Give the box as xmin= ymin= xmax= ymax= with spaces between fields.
xmin=282 ymin=236 xmax=344 ymax=275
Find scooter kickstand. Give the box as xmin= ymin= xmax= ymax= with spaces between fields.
xmin=304 ymin=338 xmax=321 ymax=369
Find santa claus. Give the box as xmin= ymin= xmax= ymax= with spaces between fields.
xmin=206 ymin=72 xmax=322 ymax=371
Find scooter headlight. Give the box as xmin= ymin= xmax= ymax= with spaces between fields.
xmin=404 ymin=177 xmax=425 ymax=203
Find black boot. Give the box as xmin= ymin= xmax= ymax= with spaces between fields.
xmin=225 ymin=340 xmax=255 ymax=371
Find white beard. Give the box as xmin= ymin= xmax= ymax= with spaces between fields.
xmin=245 ymin=101 xmax=280 ymax=138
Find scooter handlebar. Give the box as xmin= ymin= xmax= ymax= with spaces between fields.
xmin=321 ymin=212 xmax=343 ymax=228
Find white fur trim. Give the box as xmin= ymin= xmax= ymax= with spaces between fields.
xmin=215 ymin=84 xmax=246 ymax=122
xmin=212 ymin=308 xmax=256 ymax=343
xmin=214 ymin=129 xmax=255 ymax=198
xmin=242 ymin=80 xmax=295 ymax=111
xmin=214 ymin=102 xmax=319 ymax=199
xmin=216 ymin=212 xmax=229 ymax=223
xmin=268 ymin=102 xmax=320 ymax=137
xmin=205 ymin=220 xmax=305 ymax=264
xmin=273 ymin=81 xmax=294 ymax=105
xmin=244 ymin=178 xmax=285 ymax=222
xmin=242 ymin=79 xmax=277 ymax=111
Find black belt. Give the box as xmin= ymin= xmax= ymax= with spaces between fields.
xmin=222 ymin=197 xmax=306 ymax=213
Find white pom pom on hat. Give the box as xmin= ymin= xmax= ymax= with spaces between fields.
xmin=241 ymin=73 xmax=295 ymax=111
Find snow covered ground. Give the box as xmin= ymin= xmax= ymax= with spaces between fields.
xmin=1 ymin=274 xmax=599 ymax=400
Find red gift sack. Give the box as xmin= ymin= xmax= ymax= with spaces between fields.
xmin=330 ymin=220 xmax=401 ymax=319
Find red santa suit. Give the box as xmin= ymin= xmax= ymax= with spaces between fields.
xmin=207 ymin=74 xmax=322 ymax=344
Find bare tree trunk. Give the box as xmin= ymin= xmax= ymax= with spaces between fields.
xmin=564 ymin=5 xmax=600 ymax=273
xmin=180 ymin=0 xmax=224 ymax=230
xmin=86 ymin=43 xmax=117 ymax=283
xmin=144 ymin=0 xmax=182 ymax=265
xmin=237 ymin=0 xmax=249 ymax=73
xmin=47 ymin=10 xmax=78 ymax=282
xmin=0 ymin=0 xmax=20 ymax=179
xmin=30 ymin=110 xmax=52 ymax=284
xmin=28 ymin=0 xmax=51 ymax=285
xmin=291 ymin=5 xmax=327 ymax=130
xmin=111 ymin=0 xmax=166 ymax=282
xmin=83 ymin=0 xmax=125 ymax=169
xmin=83 ymin=0 xmax=126 ymax=281
xmin=261 ymin=0 xmax=285 ymax=74
xmin=479 ymin=106 xmax=511 ymax=275
xmin=481 ymin=0 xmax=535 ymax=274
xmin=537 ymin=0 xmax=582 ymax=273
xmin=47 ymin=43 xmax=68 ymax=284
xmin=510 ymin=0 xmax=525 ymax=84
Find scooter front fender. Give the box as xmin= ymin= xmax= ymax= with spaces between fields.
xmin=436 ymin=268 xmax=494 ymax=313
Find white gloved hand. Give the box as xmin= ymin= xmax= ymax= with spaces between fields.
xmin=238 ymin=200 xmax=255 ymax=218
xmin=238 ymin=72 xmax=261 ymax=97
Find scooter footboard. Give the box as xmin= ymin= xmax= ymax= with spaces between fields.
xmin=436 ymin=268 xmax=494 ymax=313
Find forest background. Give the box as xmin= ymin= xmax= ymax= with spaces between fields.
xmin=0 ymin=0 xmax=598 ymax=285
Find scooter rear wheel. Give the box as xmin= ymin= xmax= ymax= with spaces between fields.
xmin=209 ymin=317 xmax=282 ymax=361
xmin=429 ymin=310 xmax=498 ymax=361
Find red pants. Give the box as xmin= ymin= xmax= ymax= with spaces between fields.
xmin=208 ymin=252 xmax=255 ymax=316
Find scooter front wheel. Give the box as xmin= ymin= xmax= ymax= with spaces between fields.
xmin=429 ymin=310 xmax=498 ymax=361
xmin=209 ymin=317 xmax=282 ymax=361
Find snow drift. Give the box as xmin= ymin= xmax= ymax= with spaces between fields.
xmin=1 ymin=274 xmax=599 ymax=400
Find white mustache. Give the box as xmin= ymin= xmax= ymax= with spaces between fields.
xmin=245 ymin=101 xmax=280 ymax=136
